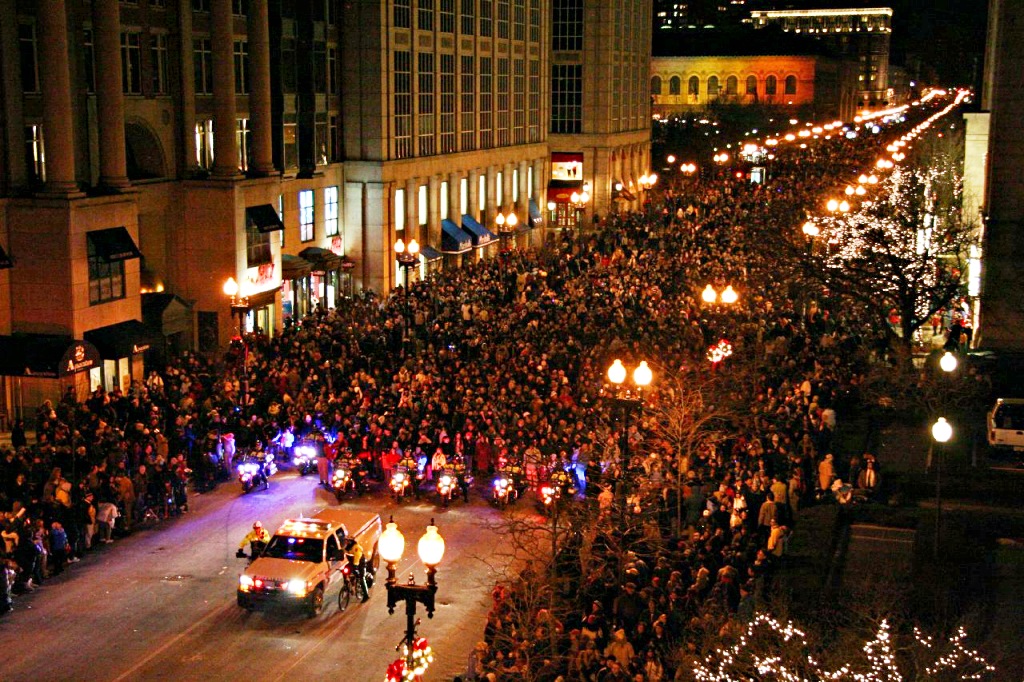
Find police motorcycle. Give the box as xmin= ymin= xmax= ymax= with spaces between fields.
xmin=331 ymin=454 xmax=367 ymax=502
xmin=291 ymin=440 xmax=318 ymax=476
xmin=237 ymin=449 xmax=277 ymax=494
xmin=390 ymin=464 xmax=412 ymax=502
xmin=492 ymin=462 xmax=526 ymax=509
xmin=538 ymin=466 xmax=577 ymax=514
xmin=437 ymin=456 xmax=473 ymax=507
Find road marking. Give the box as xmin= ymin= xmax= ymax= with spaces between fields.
xmin=109 ymin=602 xmax=233 ymax=682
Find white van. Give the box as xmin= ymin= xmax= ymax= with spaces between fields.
xmin=987 ymin=398 xmax=1024 ymax=451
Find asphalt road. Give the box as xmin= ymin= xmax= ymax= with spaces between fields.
xmin=0 ymin=470 xmax=513 ymax=682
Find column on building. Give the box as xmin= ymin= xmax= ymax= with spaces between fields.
xmin=502 ymin=163 xmax=514 ymax=216
xmin=467 ymin=169 xmax=480 ymax=224
xmin=485 ymin=165 xmax=498 ymax=228
xmin=92 ymin=0 xmax=130 ymax=190
xmin=448 ymin=172 xmax=461 ymax=222
xmin=211 ymin=0 xmax=239 ymax=178
xmin=404 ymin=178 xmax=418 ymax=244
xmin=428 ymin=175 xmax=441 ymax=243
xmin=247 ymin=0 xmax=274 ymax=175
xmin=178 ymin=0 xmax=197 ymax=174
xmin=516 ymin=160 xmax=530 ymax=218
xmin=532 ymin=158 xmax=544 ymax=204
xmin=36 ymin=0 xmax=79 ymax=194
xmin=0 ymin=0 xmax=27 ymax=188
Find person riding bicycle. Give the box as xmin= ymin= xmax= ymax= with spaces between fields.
xmin=345 ymin=538 xmax=369 ymax=602
xmin=236 ymin=521 xmax=270 ymax=559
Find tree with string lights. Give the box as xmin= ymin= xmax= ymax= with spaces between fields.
xmin=803 ymin=151 xmax=977 ymax=356
xmin=692 ymin=614 xmax=997 ymax=681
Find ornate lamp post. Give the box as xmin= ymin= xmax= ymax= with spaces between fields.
xmin=495 ymin=210 xmax=518 ymax=252
xmin=223 ymin=276 xmax=250 ymax=335
xmin=701 ymin=284 xmax=739 ymax=305
xmin=223 ymin=277 xmax=250 ymax=405
xmin=602 ymin=359 xmax=653 ymax=517
xmin=393 ymin=238 xmax=420 ymax=288
xmin=379 ymin=518 xmax=446 ymax=670
xmin=569 ymin=186 xmax=590 ymax=230
xmin=931 ymin=417 xmax=953 ymax=559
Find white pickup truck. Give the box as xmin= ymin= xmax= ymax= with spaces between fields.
xmin=237 ymin=509 xmax=382 ymax=617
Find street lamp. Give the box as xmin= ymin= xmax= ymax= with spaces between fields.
xmin=931 ymin=417 xmax=952 ymax=559
xmin=939 ymin=351 xmax=958 ymax=373
xmin=495 ymin=211 xmax=518 ymax=252
xmin=701 ymin=284 xmax=739 ymax=305
xmin=569 ymin=188 xmax=590 ymax=229
xmin=602 ymin=359 xmax=652 ymax=516
xmin=223 ymin=277 xmax=250 ymax=335
xmin=638 ymin=173 xmax=658 ymax=191
xmin=380 ymin=518 xmax=446 ymax=670
xmin=802 ymin=221 xmax=820 ymax=238
xmin=223 ymin=277 xmax=251 ymax=405
xmin=394 ymin=238 xmax=420 ymax=287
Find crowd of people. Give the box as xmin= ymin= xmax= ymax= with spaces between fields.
xmin=0 ymin=102 xmax=924 ymax=682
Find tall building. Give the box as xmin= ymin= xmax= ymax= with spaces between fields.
xmin=749 ymin=6 xmax=892 ymax=106
xmin=650 ymin=27 xmax=860 ymax=121
xmin=339 ymin=0 xmax=551 ymax=292
xmin=546 ymin=0 xmax=652 ymax=227
xmin=976 ymin=0 xmax=1024 ymax=351
xmin=0 ymin=0 xmax=651 ymax=414
xmin=653 ymin=0 xmax=758 ymax=31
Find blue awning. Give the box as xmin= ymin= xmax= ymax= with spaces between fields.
xmin=460 ymin=214 xmax=496 ymax=247
xmin=440 ymin=219 xmax=472 ymax=254
xmin=419 ymin=245 xmax=444 ymax=263
xmin=528 ymin=199 xmax=543 ymax=227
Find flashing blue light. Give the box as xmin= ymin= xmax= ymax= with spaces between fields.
xmin=871 ymin=126 xmax=881 ymax=134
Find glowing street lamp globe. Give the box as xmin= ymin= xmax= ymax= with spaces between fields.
xmin=223 ymin=277 xmax=240 ymax=298
xmin=939 ymin=351 xmax=958 ymax=373
xmin=607 ymin=359 xmax=627 ymax=385
xmin=379 ymin=522 xmax=406 ymax=564
xmin=701 ymin=284 xmax=718 ymax=304
xmin=633 ymin=361 xmax=653 ymax=388
xmin=417 ymin=524 xmax=445 ymax=567
xmin=720 ymin=285 xmax=738 ymax=304
xmin=931 ymin=417 xmax=953 ymax=444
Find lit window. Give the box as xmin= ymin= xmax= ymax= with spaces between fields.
xmin=325 ymin=186 xmax=339 ymax=237
xmin=299 ymin=190 xmax=315 ymax=242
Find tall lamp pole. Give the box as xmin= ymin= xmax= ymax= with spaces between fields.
xmin=223 ymin=277 xmax=251 ymax=406
xmin=931 ymin=416 xmax=952 ymax=559
xmin=379 ymin=519 xmax=446 ymax=671
xmin=601 ymin=359 xmax=653 ymax=518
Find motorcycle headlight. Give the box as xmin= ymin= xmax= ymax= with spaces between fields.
xmin=286 ymin=579 xmax=307 ymax=596
xmin=394 ymin=473 xmax=405 ymax=483
xmin=441 ymin=475 xmax=452 ymax=486
xmin=239 ymin=575 xmax=254 ymax=590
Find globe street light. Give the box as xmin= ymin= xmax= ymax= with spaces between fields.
xmin=931 ymin=417 xmax=952 ymax=559
xmin=380 ymin=518 xmax=446 ymax=670
xmin=394 ymin=238 xmax=420 ymax=287
xmin=602 ymin=359 xmax=653 ymax=519
xmin=939 ymin=351 xmax=958 ymax=373
xmin=223 ymin=277 xmax=251 ymax=404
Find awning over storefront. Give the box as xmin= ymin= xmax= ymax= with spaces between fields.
xmin=546 ymin=180 xmax=584 ymax=204
xmin=87 ymin=227 xmax=142 ymax=262
xmin=247 ymin=286 xmax=281 ymax=309
xmin=528 ymin=199 xmax=543 ymax=228
xmin=246 ymin=205 xmax=285 ymax=233
xmin=419 ymin=245 xmax=444 ymax=263
xmin=281 ymin=254 xmax=313 ymax=280
xmin=460 ymin=214 xmax=496 ymax=247
xmin=298 ymin=246 xmax=342 ymax=272
xmin=440 ymin=219 xmax=472 ymax=254
xmin=84 ymin=319 xmax=160 ymax=358
xmin=0 ymin=335 xmax=102 ymax=378
xmin=340 ymin=255 xmax=356 ymax=270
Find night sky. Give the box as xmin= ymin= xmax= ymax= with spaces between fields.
xmin=888 ymin=0 xmax=988 ymax=86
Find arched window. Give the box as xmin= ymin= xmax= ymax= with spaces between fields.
xmin=708 ymin=75 xmax=719 ymax=98
xmin=725 ymin=75 xmax=738 ymax=95
xmin=765 ymin=75 xmax=777 ymax=95
xmin=669 ymin=76 xmax=681 ymax=95
xmin=650 ymin=76 xmax=662 ymax=95
xmin=785 ymin=75 xmax=797 ymax=95
xmin=688 ymin=75 xmax=699 ymax=96
xmin=746 ymin=75 xmax=757 ymax=95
